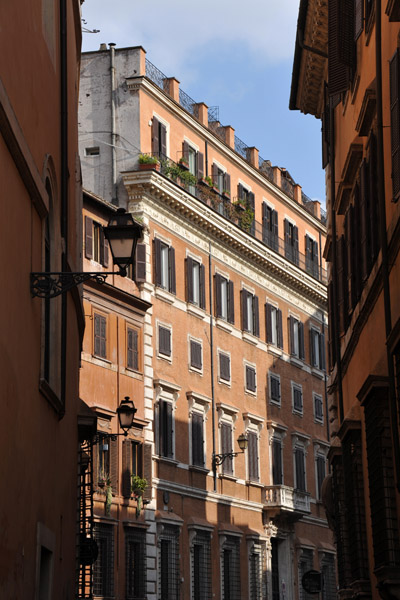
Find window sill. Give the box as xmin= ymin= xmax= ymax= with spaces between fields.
xmin=157 ymin=352 xmax=172 ymax=363
xmin=218 ymin=377 xmax=231 ymax=387
xmin=218 ymin=473 xmax=237 ymax=481
xmin=189 ymin=365 xmax=203 ymax=376
xmin=189 ymin=464 xmax=209 ymax=474
xmin=290 ymin=356 xmax=304 ymax=369
xmin=292 ymin=409 xmax=303 ymax=417
xmin=314 ymin=418 xmax=324 ymax=426
xmin=187 ymin=303 xmax=206 ymax=320
xmin=121 ymin=366 xmax=143 ymax=380
xmin=242 ymin=331 xmax=258 ymax=345
xmin=216 ymin=318 xmax=233 ymax=333
xmin=92 ymin=354 xmax=112 ymax=366
xmin=311 ymin=367 xmax=324 ymax=380
xmin=39 ymin=378 xmax=64 ymax=418
xmin=156 ymin=456 xmax=179 ymax=466
xmin=245 ymin=388 xmax=257 ymax=397
xmin=269 ymin=398 xmax=281 ymax=407
xmin=267 ymin=344 xmax=283 ymax=358
xmin=155 ymin=287 xmax=175 ymax=304
xmin=246 ymin=480 xmax=263 ymax=488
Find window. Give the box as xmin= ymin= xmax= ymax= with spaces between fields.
xmin=269 ymin=373 xmax=281 ymax=405
xmin=321 ymin=553 xmax=337 ymax=600
xmin=190 ymin=530 xmax=211 ymax=600
xmin=237 ymin=183 xmax=255 ymax=234
xmin=125 ymin=529 xmax=146 ymax=600
xmin=154 ymin=238 xmax=176 ymax=294
xmin=151 ymin=116 xmax=167 ymax=159
xmin=241 ymin=289 xmax=259 ymax=336
xmin=220 ymin=422 xmax=233 ymax=475
xmin=127 ymin=327 xmax=139 ymax=371
xmin=310 ymin=328 xmax=325 ymax=370
xmin=272 ymin=438 xmax=283 ymax=485
xmin=265 ymin=303 xmax=283 ymax=348
xmin=298 ymin=548 xmax=313 ymax=600
xmin=212 ymin=163 xmax=231 ymax=195
xmin=218 ymin=352 xmax=231 ymax=384
xmin=245 ymin=364 xmax=256 ymax=394
xmin=159 ymin=399 xmax=173 ymax=459
xmin=289 ymin=316 xmax=305 ymax=360
xmin=262 ymin=203 xmax=279 ymax=251
xmin=190 ymin=339 xmax=203 ymax=371
xmin=215 ymin=274 xmax=234 ymax=323
xmin=294 ymin=447 xmax=306 ymax=492
xmin=85 ymin=146 xmax=100 ymax=156
xmin=97 ymin=438 xmax=110 ymax=484
xmin=292 ymin=383 xmax=303 ymax=415
xmin=221 ymin=535 xmax=241 ymax=600
xmin=191 ymin=412 xmax=205 ymax=467
xmin=158 ymin=526 xmax=180 ymax=600
xmin=182 ymin=140 xmax=204 ymax=180
xmin=158 ymin=324 xmax=171 ymax=358
xmin=314 ymin=394 xmax=324 ymax=424
xmin=84 ymin=216 xmax=109 ymax=266
xmin=249 ymin=542 xmax=263 ymax=600
xmin=93 ymin=523 xmax=114 ymax=597
xmin=122 ymin=440 xmax=143 ymax=498
xmin=186 ymin=257 xmax=206 ymax=308
xmin=316 ymin=454 xmax=326 ymax=500
xmin=94 ymin=313 xmax=107 ymax=359
xmin=247 ymin=430 xmax=259 ymax=482
xmin=284 ymin=219 xmax=299 ymax=265
xmin=305 ymin=234 xmax=319 ymax=277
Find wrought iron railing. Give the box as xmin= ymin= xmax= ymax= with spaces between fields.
xmin=76 ymin=440 xmax=95 ymax=599
xmin=208 ymin=106 xmax=220 ymax=123
xmin=302 ymin=191 xmax=328 ymax=225
xmin=281 ymin=176 xmax=294 ymax=200
xmin=179 ymin=88 xmax=199 ymax=118
xmin=145 ymin=58 xmax=168 ymax=90
xmin=139 ymin=155 xmax=327 ymax=284
xmin=234 ymin=134 xmax=248 ymax=160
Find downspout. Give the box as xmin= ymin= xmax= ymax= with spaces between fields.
xmin=209 ymin=242 xmax=217 ymax=492
xmin=109 ymin=43 xmax=117 ymax=205
xmin=375 ymin=0 xmax=400 ymax=489
xmin=321 ymin=311 xmax=330 ymax=442
xmin=60 ymin=0 xmax=68 ymax=416
xmin=329 ymin=98 xmax=344 ymax=424
xmin=205 ymin=140 xmax=209 ymax=178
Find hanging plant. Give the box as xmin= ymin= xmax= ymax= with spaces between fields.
xmin=105 ymin=480 xmax=112 ymax=516
xmin=131 ymin=475 xmax=148 ymax=517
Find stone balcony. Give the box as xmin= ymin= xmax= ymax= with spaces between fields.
xmin=264 ymin=485 xmax=311 ymax=518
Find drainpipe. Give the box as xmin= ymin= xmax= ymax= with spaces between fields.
xmin=209 ymin=242 xmax=217 ymax=492
xmin=329 ymin=98 xmax=344 ymax=424
xmin=60 ymin=0 xmax=68 ymax=416
xmin=321 ymin=311 xmax=330 ymax=442
xmin=375 ymin=0 xmax=400 ymax=489
xmin=205 ymin=140 xmax=209 ymax=178
xmin=109 ymin=43 xmax=117 ymax=205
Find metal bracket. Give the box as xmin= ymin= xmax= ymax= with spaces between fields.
xmin=30 ymin=271 xmax=118 ymax=299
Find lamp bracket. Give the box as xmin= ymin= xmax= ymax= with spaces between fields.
xmin=92 ymin=431 xmax=128 ymax=446
xmin=30 ymin=271 xmax=122 ymax=299
xmin=212 ymin=450 xmax=243 ymax=468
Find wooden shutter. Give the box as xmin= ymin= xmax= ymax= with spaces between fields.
xmin=337 ymin=235 xmax=348 ymax=334
xmin=353 ymin=182 xmax=362 ymax=301
xmin=160 ymin=401 xmax=173 ymax=458
xmin=328 ymin=0 xmax=350 ymax=95
xmin=122 ymin=440 xmax=132 ymax=498
xmin=99 ymin=228 xmax=109 ymax=267
xmin=169 ymin=246 xmax=176 ymax=294
xmin=289 ymin=316 xmax=295 ymax=354
xmin=295 ymin=448 xmax=306 ymax=491
xmin=182 ymin=140 xmax=189 ymax=163
xmin=354 ymin=0 xmax=363 ymax=40
xmin=272 ymin=210 xmax=278 ymax=239
xmin=186 ymin=257 xmax=193 ymax=303
xmin=322 ymin=84 xmax=330 ymax=168
xmin=127 ymin=328 xmax=139 ymax=370
xmin=271 ymin=375 xmax=280 ymax=402
xmin=151 ymin=117 xmax=160 ymax=156
xmin=360 ymin=159 xmax=370 ymax=280
xmin=94 ymin=314 xmax=101 ymax=356
xmin=110 ymin=437 xmax=118 ymax=494
xmin=369 ymin=132 xmax=380 ymax=260
xmin=253 ymin=295 xmax=259 ymax=337
xmin=215 ymin=274 xmax=222 ymax=318
xmin=197 ymin=152 xmax=204 ymax=179
xmin=192 ymin=413 xmax=204 ymax=466
xmin=85 ymin=216 xmax=93 ymax=259
xmin=241 ymin=289 xmax=248 ymax=331
xmin=221 ymin=423 xmax=233 ymax=474
xmin=211 ymin=163 xmax=218 ymax=186
xmin=262 ymin=202 xmax=268 ymax=242
xmin=272 ymin=439 xmax=282 ymax=484
xmin=190 ymin=340 xmax=202 ymax=369
xmin=284 ymin=219 xmax=290 ymax=257
xmin=135 ymin=243 xmax=146 ymax=283
xmin=94 ymin=314 xmax=106 ymax=358
xmin=154 ymin=238 xmax=162 ymax=287
xmin=265 ymin=303 xmax=273 ymax=343
xmin=159 ymin=326 xmax=171 ymax=356
xmin=220 ymin=353 xmax=230 ymax=382
xmin=319 ymin=332 xmax=326 ymax=371
xmin=248 ymin=191 xmax=255 ymax=211
xmin=200 ymin=264 xmax=206 ymax=309
xmin=247 ymin=431 xmax=258 ymax=481
xmin=293 ymin=226 xmax=299 ymax=264
xmin=299 ymin=321 xmax=305 ymax=360
xmin=224 ymin=173 xmax=231 ymax=195
xmin=246 ymin=366 xmax=256 ymax=392
xmin=143 ymin=443 xmax=152 ymax=501
xmin=160 ymin=123 xmax=167 ymax=158
xmin=228 ymin=280 xmax=235 ymax=324
xmin=310 ymin=329 xmax=316 ymax=366
xmin=390 ymin=49 xmax=400 ymax=201
xmin=327 ymin=281 xmax=336 ymax=369
xmin=277 ymin=309 xmax=283 ymax=349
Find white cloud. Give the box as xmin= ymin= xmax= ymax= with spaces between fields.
xmin=82 ymin=0 xmax=299 ymax=78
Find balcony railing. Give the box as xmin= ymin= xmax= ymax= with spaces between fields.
xmin=138 ymin=155 xmax=327 ymax=284
xmin=264 ymin=485 xmax=311 ymax=514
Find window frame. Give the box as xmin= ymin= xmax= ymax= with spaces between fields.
xmin=269 ymin=372 xmax=281 ymax=406
xmin=93 ymin=312 xmax=108 ymax=360
xmin=313 ymin=393 xmax=324 ymax=424
xmin=126 ymin=325 xmax=140 ymax=372
xmin=189 ymin=336 xmax=203 ymax=373
xmin=292 ymin=382 xmax=304 ymax=416
xmin=289 ymin=315 xmax=305 ymax=361
xmin=186 ymin=255 xmax=206 ymax=309
xmin=218 ymin=350 xmax=231 ymax=385
xmin=244 ymin=362 xmax=257 ymax=395
xmin=157 ymin=322 xmax=172 ymax=361
xmin=187 ymin=391 xmax=210 ymax=471
xmin=241 ymin=288 xmax=259 ymax=337
xmin=215 ymin=272 xmax=235 ymax=324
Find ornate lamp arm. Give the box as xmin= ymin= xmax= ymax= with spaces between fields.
xmin=30 ymin=271 xmax=119 ymax=299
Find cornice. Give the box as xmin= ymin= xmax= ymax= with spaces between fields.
xmin=126 ymin=75 xmax=326 ymax=233
xmin=123 ymin=170 xmax=327 ymax=306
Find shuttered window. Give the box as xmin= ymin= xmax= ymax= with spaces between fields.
xmin=215 ymin=274 xmax=234 ymax=324
xmin=125 ymin=529 xmax=146 ymax=600
xmin=85 ymin=217 xmax=109 ymax=266
xmin=219 ymin=353 xmax=231 ymax=383
xmin=221 ymin=422 xmax=233 ymax=475
xmin=154 ymin=238 xmax=176 ymax=293
xmin=262 ymin=202 xmax=279 ymax=250
xmin=158 ymin=325 xmax=171 ymax=357
xmin=127 ymin=327 xmax=139 ymax=371
xmin=284 ymin=219 xmax=299 ymax=265
xmin=94 ymin=313 xmax=107 ymax=359
xmin=122 ymin=440 xmax=143 ymax=498
xmin=293 ymin=384 xmax=303 ymax=414
xmin=187 ymin=257 xmax=206 ymax=309
xmin=190 ymin=340 xmax=202 ymax=370
xmin=191 ymin=412 xmax=204 ymax=467
xmin=134 ymin=242 xmax=146 ymax=283
xmin=295 ymin=448 xmax=306 ymax=492
xmin=247 ymin=431 xmax=259 ymax=481
xmin=390 ymin=49 xmax=400 ymax=202
xmin=272 ymin=439 xmax=283 ymax=485
xmin=151 ymin=116 xmax=167 ymax=159
xmin=241 ymin=289 xmax=259 ymax=336
xmin=265 ymin=303 xmax=283 ymax=348
xmin=159 ymin=400 xmax=173 ymax=459
xmin=310 ymin=328 xmax=325 ymax=370
xmin=314 ymin=394 xmax=324 ymax=423
xmin=316 ymin=455 xmax=326 ymax=500
xmin=270 ymin=374 xmax=281 ymax=405
xmin=305 ymin=235 xmax=319 ymax=278
xmin=245 ymin=365 xmax=256 ymax=393
xmin=328 ymin=0 xmax=355 ymax=96
xmin=289 ymin=316 xmax=305 ymax=360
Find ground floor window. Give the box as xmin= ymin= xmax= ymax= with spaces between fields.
xmin=93 ymin=523 xmax=114 ymax=597
xmin=191 ymin=530 xmax=211 ymax=600
xmin=158 ymin=525 xmax=180 ymax=599
xmin=125 ymin=528 xmax=146 ymax=600
xmin=221 ymin=535 xmax=241 ymax=600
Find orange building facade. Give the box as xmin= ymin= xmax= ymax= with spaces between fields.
xmin=291 ymin=1 xmax=400 ymax=599
xmin=0 ymin=0 xmax=84 ymax=598
xmin=79 ymin=45 xmax=335 ymax=600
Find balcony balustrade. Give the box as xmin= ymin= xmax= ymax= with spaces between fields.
xmin=264 ymin=485 xmax=311 ymax=515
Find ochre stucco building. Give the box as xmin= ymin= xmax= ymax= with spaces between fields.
xmin=291 ymin=1 xmax=400 ymax=598
xmin=79 ymin=44 xmax=335 ymax=600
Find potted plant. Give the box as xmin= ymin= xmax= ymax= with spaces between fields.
xmin=240 ymin=208 xmax=255 ymax=233
xmin=138 ymin=153 xmax=160 ymax=171
xmin=178 ymin=156 xmax=189 ymax=169
xmin=98 ymin=471 xmax=110 ymax=489
xmin=199 ymin=175 xmax=213 ymax=187
xmin=222 ymin=189 xmax=231 ymax=199
xmin=105 ymin=478 xmax=112 ymax=516
xmin=131 ymin=475 xmax=148 ymax=516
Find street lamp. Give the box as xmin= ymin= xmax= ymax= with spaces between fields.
xmin=93 ymin=396 xmax=137 ymax=444
xmin=30 ymin=208 xmax=143 ymax=299
xmin=212 ymin=433 xmax=248 ymax=471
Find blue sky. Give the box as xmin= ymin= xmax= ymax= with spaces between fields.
xmin=81 ymin=0 xmax=325 ymax=205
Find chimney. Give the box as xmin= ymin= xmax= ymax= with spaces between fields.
xmin=194 ymin=103 xmax=208 ymax=127
xmin=221 ymin=125 xmax=235 ymax=149
xmin=246 ymin=147 xmax=259 ymax=168
xmin=99 ymin=43 xmax=107 ymax=51
xmin=164 ymin=77 xmax=180 ymax=102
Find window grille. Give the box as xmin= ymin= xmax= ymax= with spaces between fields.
xmin=221 ymin=536 xmax=241 ymax=600
xmin=249 ymin=543 xmax=263 ymax=600
xmin=298 ymin=549 xmax=314 ymax=600
xmin=93 ymin=523 xmax=114 ymax=597
xmin=125 ymin=529 xmax=146 ymax=600
xmin=191 ymin=531 xmax=211 ymax=600
xmin=271 ymin=539 xmax=280 ymax=600
xmin=76 ymin=439 xmax=94 ymax=600
xmin=321 ymin=553 xmax=336 ymax=600
xmin=159 ymin=526 xmax=180 ymax=600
